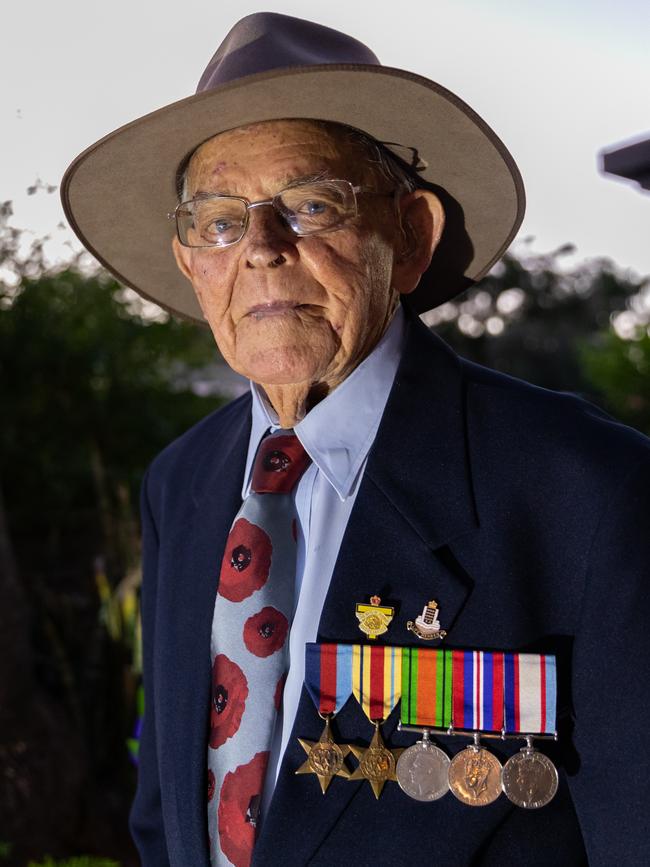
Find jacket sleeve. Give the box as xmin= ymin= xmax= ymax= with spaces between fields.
xmin=568 ymin=454 xmax=650 ymax=865
xmin=129 ymin=467 xmax=171 ymax=866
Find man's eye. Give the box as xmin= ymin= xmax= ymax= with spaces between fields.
xmin=212 ymin=218 xmax=235 ymax=233
xmin=298 ymin=199 xmax=329 ymax=216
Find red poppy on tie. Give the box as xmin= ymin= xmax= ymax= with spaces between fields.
xmin=217 ymin=518 xmax=273 ymax=602
xmin=243 ymin=606 xmax=289 ymax=657
xmin=218 ymin=751 xmax=270 ymax=867
xmin=210 ymin=655 xmax=249 ymax=749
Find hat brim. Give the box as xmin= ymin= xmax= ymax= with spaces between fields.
xmin=61 ymin=64 xmax=525 ymax=323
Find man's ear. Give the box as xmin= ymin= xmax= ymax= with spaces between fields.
xmin=171 ymin=236 xmax=208 ymax=316
xmin=391 ymin=189 xmax=445 ymax=295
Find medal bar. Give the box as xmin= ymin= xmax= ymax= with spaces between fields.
xmin=397 ymin=723 xmax=558 ymax=740
xmin=349 ymin=644 xmax=404 ymax=798
xmin=447 ymin=656 xmax=503 ymax=806
xmin=501 ymin=653 xmax=559 ymax=808
xmin=296 ymin=643 xmax=354 ymax=792
xmin=398 ymin=648 xmax=560 ymax=808
xmin=297 ymin=643 xmax=560 ymax=808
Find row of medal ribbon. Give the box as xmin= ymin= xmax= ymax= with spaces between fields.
xmin=296 ymin=644 xmax=559 ymax=809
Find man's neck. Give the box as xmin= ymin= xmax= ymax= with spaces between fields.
xmin=258 ymin=302 xmax=401 ymax=428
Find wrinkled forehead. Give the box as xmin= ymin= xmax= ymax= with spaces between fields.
xmin=179 ymin=118 xmax=376 ymax=196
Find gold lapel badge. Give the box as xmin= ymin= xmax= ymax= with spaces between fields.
xmin=355 ymin=595 xmax=394 ymax=639
xmin=407 ymin=600 xmax=447 ymax=641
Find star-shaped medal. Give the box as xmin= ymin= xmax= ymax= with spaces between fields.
xmin=295 ymin=715 xmax=351 ymax=793
xmin=348 ymin=721 xmax=405 ymax=799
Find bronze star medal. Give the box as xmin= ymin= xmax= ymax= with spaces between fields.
xmin=296 ymin=715 xmax=351 ymax=793
xmin=348 ymin=721 xmax=405 ymax=799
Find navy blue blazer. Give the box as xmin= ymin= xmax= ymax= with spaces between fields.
xmin=130 ymin=305 xmax=650 ymax=866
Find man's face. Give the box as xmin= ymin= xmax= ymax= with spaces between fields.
xmin=172 ymin=120 xmax=427 ymax=393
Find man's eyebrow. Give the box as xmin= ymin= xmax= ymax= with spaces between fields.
xmin=282 ymin=171 xmax=333 ymax=188
xmin=191 ymin=189 xmax=231 ymax=199
xmin=189 ymin=171 xmax=335 ymax=200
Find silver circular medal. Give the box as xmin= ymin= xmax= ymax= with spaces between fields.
xmin=396 ymin=738 xmax=450 ymax=802
xmin=502 ymin=747 xmax=559 ymax=809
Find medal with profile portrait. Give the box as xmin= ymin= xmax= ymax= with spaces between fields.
xmin=396 ymin=730 xmax=450 ymax=802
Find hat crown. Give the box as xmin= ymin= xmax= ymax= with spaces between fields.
xmin=196 ymin=11 xmax=380 ymax=94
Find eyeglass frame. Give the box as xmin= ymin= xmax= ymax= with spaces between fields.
xmin=167 ymin=179 xmax=396 ymax=249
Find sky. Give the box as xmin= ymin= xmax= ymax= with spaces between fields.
xmin=2 ymin=0 xmax=650 ymax=282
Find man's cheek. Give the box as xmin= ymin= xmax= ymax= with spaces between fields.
xmin=192 ymin=248 xmax=235 ymax=284
xmin=195 ymin=275 xmax=235 ymax=320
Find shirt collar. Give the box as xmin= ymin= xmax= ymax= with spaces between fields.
xmin=242 ymin=304 xmax=406 ymax=501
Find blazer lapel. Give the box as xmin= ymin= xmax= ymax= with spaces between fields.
xmin=319 ymin=306 xmax=479 ymax=642
xmin=255 ymin=308 xmax=481 ymax=865
xmin=155 ymin=398 xmax=252 ymax=867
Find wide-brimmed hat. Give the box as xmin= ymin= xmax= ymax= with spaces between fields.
xmin=61 ymin=12 xmax=525 ymax=323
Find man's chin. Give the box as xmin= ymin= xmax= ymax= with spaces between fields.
xmin=234 ymin=341 xmax=339 ymax=389
xmin=247 ymin=368 xmax=321 ymax=389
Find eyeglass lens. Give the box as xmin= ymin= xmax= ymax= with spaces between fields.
xmin=177 ymin=180 xmax=357 ymax=248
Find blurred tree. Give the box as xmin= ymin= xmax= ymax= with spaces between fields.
xmin=580 ymin=331 xmax=650 ymax=435
xmin=424 ymin=242 xmax=649 ymax=412
xmin=1 ymin=265 xmax=221 ymax=582
xmin=0 ymin=201 xmax=224 ymax=865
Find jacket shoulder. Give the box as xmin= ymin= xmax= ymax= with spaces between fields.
xmin=147 ymin=392 xmax=251 ymax=485
xmin=461 ymin=356 xmax=650 ymax=482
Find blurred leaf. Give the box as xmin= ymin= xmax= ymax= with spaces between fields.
xmin=580 ymin=331 xmax=650 ymax=435
xmin=27 ymin=858 xmax=120 ymax=867
xmin=427 ymin=247 xmax=648 ymax=405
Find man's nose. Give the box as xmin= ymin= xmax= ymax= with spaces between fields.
xmin=244 ymin=203 xmax=299 ymax=269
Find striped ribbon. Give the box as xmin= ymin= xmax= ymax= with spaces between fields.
xmin=304 ymin=644 xmax=557 ymax=735
xmin=504 ymin=653 xmax=557 ymax=734
xmin=451 ymin=650 xmax=505 ymax=732
xmin=401 ymin=648 xmax=452 ymax=728
xmin=351 ymin=644 xmax=402 ymax=722
xmin=304 ymin=643 xmax=354 ymax=716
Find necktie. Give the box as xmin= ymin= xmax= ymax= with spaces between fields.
xmin=207 ymin=430 xmax=311 ymax=867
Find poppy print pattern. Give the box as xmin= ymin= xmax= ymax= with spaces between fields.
xmin=218 ymin=751 xmax=270 ymax=867
xmin=207 ymin=769 xmax=215 ymax=802
xmin=207 ymin=433 xmax=312 ymax=861
xmin=243 ymin=607 xmax=289 ymax=658
xmin=218 ymin=518 xmax=273 ymax=602
xmin=210 ymin=654 xmax=249 ymax=749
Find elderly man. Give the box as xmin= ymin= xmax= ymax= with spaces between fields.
xmin=62 ymin=12 xmax=650 ymax=867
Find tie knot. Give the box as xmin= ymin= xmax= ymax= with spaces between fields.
xmin=251 ymin=431 xmax=311 ymax=494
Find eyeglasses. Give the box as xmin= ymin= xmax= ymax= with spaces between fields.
xmin=168 ymin=179 xmax=393 ymax=249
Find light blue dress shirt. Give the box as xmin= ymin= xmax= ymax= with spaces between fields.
xmin=242 ymin=305 xmax=406 ymax=816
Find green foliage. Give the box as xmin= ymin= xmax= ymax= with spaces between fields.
xmin=126 ymin=736 xmax=139 ymax=762
xmin=0 ymin=842 xmax=12 ymax=860
xmin=27 ymin=858 xmax=120 ymax=867
xmin=429 ymin=245 xmax=648 ymax=401
xmin=1 ymin=266 xmax=223 ymax=582
xmin=0 ymin=204 xmax=227 ymax=863
xmin=1 ymin=269 xmax=217 ymax=519
xmin=0 ymin=262 xmax=224 ymax=778
xmin=580 ymin=331 xmax=650 ymax=435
